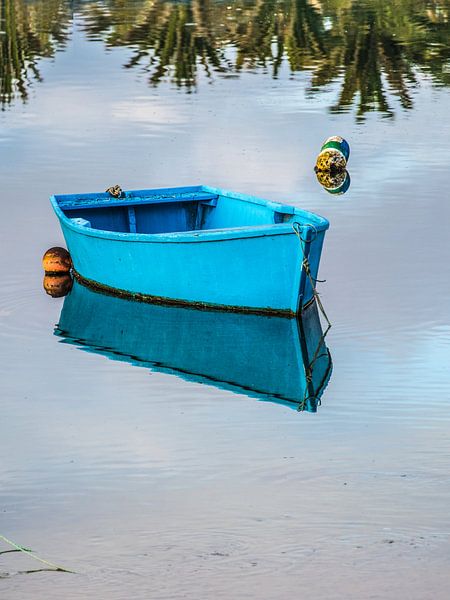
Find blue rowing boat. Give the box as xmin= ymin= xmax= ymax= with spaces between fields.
xmin=50 ymin=185 xmax=329 ymax=316
xmin=55 ymin=281 xmax=332 ymax=412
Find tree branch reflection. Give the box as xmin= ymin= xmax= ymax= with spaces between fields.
xmin=1 ymin=0 xmax=449 ymax=118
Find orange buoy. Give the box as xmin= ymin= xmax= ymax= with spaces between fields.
xmin=43 ymin=274 xmax=73 ymax=298
xmin=42 ymin=247 xmax=72 ymax=274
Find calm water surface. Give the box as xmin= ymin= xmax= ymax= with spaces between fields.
xmin=1 ymin=1 xmax=450 ymax=598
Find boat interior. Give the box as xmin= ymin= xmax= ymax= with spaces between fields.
xmin=56 ymin=188 xmax=295 ymax=235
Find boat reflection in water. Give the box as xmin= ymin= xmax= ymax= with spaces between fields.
xmin=55 ymin=281 xmax=332 ymax=412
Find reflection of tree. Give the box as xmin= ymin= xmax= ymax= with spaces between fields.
xmin=0 ymin=0 xmax=70 ymax=107
xmin=310 ymin=3 xmax=417 ymax=119
xmin=312 ymin=0 xmax=450 ymax=119
xmin=80 ymin=0 xmax=450 ymax=118
xmin=230 ymin=0 xmax=326 ymax=76
xmin=82 ymin=0 xmax=228 ymax=89
xmin=285 ymin=0 xmax=327 ymax=71
xmin=2 ymin=0 xmax=450 ymax=117
xmin=80 ymin=0 xmax=331 ymax=85
xmin=405 ymin=1 xmax=450 ymax=87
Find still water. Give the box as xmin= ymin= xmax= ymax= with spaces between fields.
xmin=1 ymin=0 xmax=450 ymax=598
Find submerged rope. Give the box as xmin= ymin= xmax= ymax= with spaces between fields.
xmin=0 ymin=534 xmax=74 ymax=573
xmin=297 ymin=326 xmax=331 ymax=412
xmin=292 ymin=222 xmax=331 ymax=328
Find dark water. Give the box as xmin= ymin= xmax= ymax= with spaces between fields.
xmin=1 ymin=1 xmax=450 ymax=598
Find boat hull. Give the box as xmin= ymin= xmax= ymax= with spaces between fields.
xmin=52 ymin=186 xmax=328 ymax=316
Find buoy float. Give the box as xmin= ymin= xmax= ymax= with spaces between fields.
xmin=315 ymin=169 xmax=351 ymax=195
xmin=42 ymin=247 xmax=72 ymax=274
xmin=43 ymin=274 xmax=73 ymax=298
xmin=315 ymin=136 xmax=350 ymax=173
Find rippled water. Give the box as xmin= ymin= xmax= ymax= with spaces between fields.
xmin=1 ymin=1 xmax=450 ymax=598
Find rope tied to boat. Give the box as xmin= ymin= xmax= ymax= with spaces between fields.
xmin=301 ymin=257 xmax=325 ymax=283
xmin=292 ymin=221 xmax=331 ymax=328
xmin=297 ymin=329 xmax=332 ymax=412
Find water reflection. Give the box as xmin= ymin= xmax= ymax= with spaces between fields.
xmin=1 ymin=0 xmax=449 ymax=118
xmin=43 ymin=273 xmax=73 ymax=297
xmin=55 ymin=281 xmax=332 ymax=412
xmin=0 ymin=0 xmax=69 ymax=107
xmin=315 ymin=169 xmax=351 ymax=194
xmin=80 ymin=0 xmax=450 ymax=119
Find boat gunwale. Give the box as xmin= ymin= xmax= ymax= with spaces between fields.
xmin=51 ymin=185 xmax=329 ymax=243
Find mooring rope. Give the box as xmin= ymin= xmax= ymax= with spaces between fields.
xmin=292 ymin=221 xmax=331 ymax=328
xmin=297 ymin=326 xmax=332 ymax=412
xmin=0 ymin=534 xmax=74 ymax=573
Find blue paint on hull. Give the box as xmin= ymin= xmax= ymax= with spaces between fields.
xmin=50 ymin=185 xmax=329 ymax=315
xmin=56 ymin=281 xmax=332 ymax=412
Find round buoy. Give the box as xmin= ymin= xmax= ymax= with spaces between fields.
xmin=43 ymin=274 xmax=73 ymax=298
xmin=320 ymin=136 xmax=350 ymax=162
xmin=315 ymin=136 xmax=350 ymax=173
xmin=316 ymin=169 xmax=351 ymax=195
xmin=42 ymin=247 xmax=72 ymax=274
xmin=315 ymin=149 xmax=347 ymax=173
